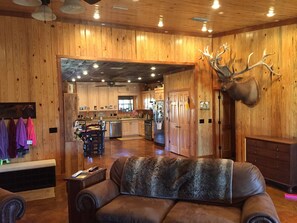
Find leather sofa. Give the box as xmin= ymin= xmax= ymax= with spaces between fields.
xmin=0 ymin=188 xmax=26 ymax=223
xmin=76 ymin=156 xmax=280 ymax=223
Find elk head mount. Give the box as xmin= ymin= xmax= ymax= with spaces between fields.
xmin=200 ymin=44 xmax=281 ymax=107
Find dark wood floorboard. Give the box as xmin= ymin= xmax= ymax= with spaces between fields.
xmin=18 ymin=139 xmax=297 ymax=223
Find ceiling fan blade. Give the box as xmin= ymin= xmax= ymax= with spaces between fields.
xmin=84 ymin=0 xmax=101 ymax=4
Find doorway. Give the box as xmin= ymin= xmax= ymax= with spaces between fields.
xmin=168 ymin=90 xmax=191 ymax=157
xmin=214 ymin=91 xmax=236 ymax=159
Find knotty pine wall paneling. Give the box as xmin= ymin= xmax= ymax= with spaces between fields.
xmin=213 ymin=24 xmax=297 ymax=161
xmin=0 ymin=15 xmax=213 ymax=175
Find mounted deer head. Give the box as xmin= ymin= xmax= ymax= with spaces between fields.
xmin=200 ymin=44 xmax=281 ymax=107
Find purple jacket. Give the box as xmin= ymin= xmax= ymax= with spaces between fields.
xmin=8 ymin=119 xmax=17 ymax=158
xmin=16 ymin=117 xmax=28 ymax=150
xmin=0 ymin=119 xmax=9 ymax=159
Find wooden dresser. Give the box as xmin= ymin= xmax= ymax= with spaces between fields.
xmin=246 ymin=136 xmax=297 ymax=193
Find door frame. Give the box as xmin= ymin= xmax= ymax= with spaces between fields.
xmin=213 ymin=90 xmax=236 ymax=159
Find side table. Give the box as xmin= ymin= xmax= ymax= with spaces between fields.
xmin=65 ymin=168 xmax=107 ymax=223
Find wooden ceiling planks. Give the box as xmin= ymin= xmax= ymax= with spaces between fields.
xmin=0 ymin=0 xmax=297 ymax=36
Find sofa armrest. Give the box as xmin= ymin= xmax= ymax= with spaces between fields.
xmin=241 ymin=192 xmax=280 ymax=223
xmin=0 ymin=188 xmax=26 ymax=223
xmin=76 ymin=179 xmax=120 ymax=212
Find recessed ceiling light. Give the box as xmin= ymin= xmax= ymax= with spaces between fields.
xmin=138 ymin=77 xmax=142 ymax=80
xmin=151 ymin=67 xmax=156 ymax=70
xmin=93 ymin=63 xmax=99 ymax=69
xmin=101 ymin=79 xmax=105 ymax=82
xmin=267 ymin=7 xmax=275 ymax=17
xmin=151 ymin=73 xmax=156 ymax=77
xmin=211 ymin=0 xmax=220 ymax=9
xmin=158 ymin=15 xmax=164 ymax=27
xmin=101 ymin=71 xmax=104 ymax=74
xmin=71 ymin=78 xmax=76 ymax=82
xmin=218 ymin=11 xmax=224 ymax=15
xmin=83 ymin=70 xmax=88 ymax=75
xmin=127 ymin=80 xmax=131 ymax=83
xmin=77 ymin=75 xmax=81 ymax=79
xmin=201 ymin=23 xmax=207 ymax=32
xmin=93 ymin=5 xmax=100 ymax=19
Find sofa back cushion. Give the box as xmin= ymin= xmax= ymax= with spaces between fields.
xmin=110 ymin=156 xmax=266 ymax=205
xmin=232 ymin=162 xmax=265 ymax=203
xmin=119 ymin=156 xmax=234 ymax=204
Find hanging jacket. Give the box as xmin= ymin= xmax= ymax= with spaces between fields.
xmin=26 ymin=117 xmax=37 ymax=146
xmin=8 ymin=119 xmax=17 ymax=158
xmin=16 ymin=117 xmax=28 ymax=150
xmin=0 ymin=118 xmax=9 ymax=159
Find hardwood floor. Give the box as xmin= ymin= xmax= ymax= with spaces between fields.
xmin=18 ymin=139 xmax=297 ymax=223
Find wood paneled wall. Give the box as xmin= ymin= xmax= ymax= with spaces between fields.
xmin=164 ymin=61 xmax=213 ymax=157
xmin=213 ymin=24 xmax=297 ymax=161
xmin=0 ymin=15 xmax=211 ymax=175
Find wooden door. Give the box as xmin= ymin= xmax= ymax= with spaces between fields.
xmin=178 ymin=91 xmax=190 ymax=157
xmin=169 ymin=91 xmax=190 ymax=156
xmin=214 ymin=91 xmax=235 ymax=159
xmin=169 ymin=92 xmax=179 ymax=154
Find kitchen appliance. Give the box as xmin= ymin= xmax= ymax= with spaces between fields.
xmin=144 ymin=120 xmax=152 ymax=140
xmin=109 ymin=120 xmax=122 ymax=138
xmin=153 ymin=100 xmax=165 ymax=146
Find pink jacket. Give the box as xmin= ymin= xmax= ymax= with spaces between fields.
xmin=26 ymin=117 xmax=36 ymax=146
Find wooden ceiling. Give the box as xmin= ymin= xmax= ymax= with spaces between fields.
xmin=0 ymin=0 xmax=297 ymax=36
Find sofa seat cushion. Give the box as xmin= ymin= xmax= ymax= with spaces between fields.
xmin=163 ymin=201 xmax=241 ymax=223
xmin=95 ymin=195 xmax=175 ymax=223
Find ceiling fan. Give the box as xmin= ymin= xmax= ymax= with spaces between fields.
xmin=13 ymin=0 xmax=101 ymax=21
xmin=95 ymin=81 xmax=127 ymax=88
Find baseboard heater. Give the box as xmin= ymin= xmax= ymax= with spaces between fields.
xmin=0 ymin=159 xmax=56 ymax=201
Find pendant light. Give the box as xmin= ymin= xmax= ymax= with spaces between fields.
xmin=32 ymin=0 xmax=56 ymax=22
xmin=60 ymin=0 xmax=85 ymax=15
xmin=13 ymin=0 xmax=41 ymax=7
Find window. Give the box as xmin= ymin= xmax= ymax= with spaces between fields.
xmin=118 ymin=96 xmax=134 ymax=112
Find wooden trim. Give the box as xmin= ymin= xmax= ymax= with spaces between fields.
xmin=57 ymin=57 xmax=66 ymax=174
xmin=0 ymin=159 xmax=56 ymax=173
xmin=57 ymin=55 xmax=196 ymax=66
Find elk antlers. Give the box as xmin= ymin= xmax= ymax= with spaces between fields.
xmin=200 ymin=43 xmax=281 ymax=79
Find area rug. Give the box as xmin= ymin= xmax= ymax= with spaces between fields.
xmin=117 ymin=136 xmax=144 ymax=141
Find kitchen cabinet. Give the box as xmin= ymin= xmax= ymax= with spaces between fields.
xmin=154 ymin=87 xmax=164 ymax=101
xmin=142 ymin=90 xmax=155 ymax=109
xmin=122 ymin=120 xmax=139 ymax=136
xmin=246 ymin=136 xmax=297 ymax=193
xmin=104 ymin=121 xmax=110 ymax=138
xmin=138 ymin=120 xmax=144 ymax=136
xmin=77 ymin=83 xmax=141 ymax=111
xmin=76 ymin=84 xmax=89 ymax=109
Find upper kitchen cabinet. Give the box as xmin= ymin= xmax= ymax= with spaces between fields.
xmin=76 ymin=83 xmax=89 ymax=109
xmin=142 ymin=90 xmax=155 ymax=109
xmin=154 ymin=87 xmax=164 ymax=101
xmin=76 ymin=82 xmax=142 ymax=111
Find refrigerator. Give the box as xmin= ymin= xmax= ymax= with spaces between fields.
xmin=153 ymin=100 xmax=165 ymax=146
